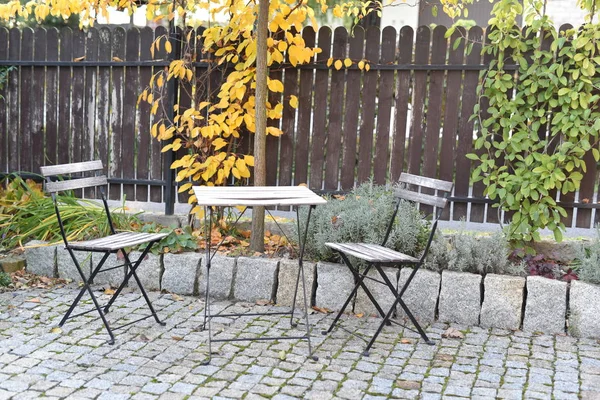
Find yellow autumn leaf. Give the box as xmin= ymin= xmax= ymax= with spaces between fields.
xmin=365 ymin=63 xmax=371 ymax=72
xmin=212 ymin=137 xmax=228 ymax=150
xmin=267 ymin=79 xmax=284 ymax=93
xmin=165 ymin=40 xmax=172 ymax=54
xmin=327 ymin=57 xmax=333 ymax=67
xmin=358 ymin=60 xmax=365 ymax=70
xmin=244 ymin=155 xmax=255 ymax=166
xmin=334 ymin=60 xmax=342 ymax=70
xmin=344 ymin=58 xmax=352 ymax=68
xmin=289 ymin=95 xmax=299 ymax=109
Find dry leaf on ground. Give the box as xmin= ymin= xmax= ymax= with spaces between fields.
xmin=311 ymin=306 xmax=332 ymax=314
xmin=442 ymin=327 xmax=465 ymax=339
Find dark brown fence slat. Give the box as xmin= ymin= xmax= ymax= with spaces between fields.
xmin=294 ymin=27 xmax=316 ymax=186
xmin=454 ymin=26 xmax=483 ymax=221
xmin=109 ymin=27 xmax=126 ymax=200
xmin=136 ymin=27 xmax=153 ymax=202
xmin=31 ymin=28 xmax=46 ymax=174
xmin=576 ymin=151 xmax=596 ymax=228
xmin=340 ymin=27 xmax=364 ymax=190
xmin=150 ymin=26 xmax=168 ymax=203
xmin=122 ymin=28 xmax=139 ymax=201
xmin=19 ymin=28 xmax=34 ymax=173
xmin=373 ymin=27 xmax=395 ymax=185
xmin=279 ymin=52 xmax=298 ymax=188
xmin=7 ymin=29 xmax=20 ymax=172
xmin=96 ymin=28 xmax=111 ymax=186
xmin=357 ymin=27 xmax=380 ymax=184
xmin=309 ymin=26 xmax=331 ymax=190
xmin=407 ymin=26 xmax=430 ymax=175
xmin=0 ymin=28 xmax=8 ymax=173
xmin=176 ymin=27 xmax=192 ymax=202
xmin=324 ymin=27 xmax=348 ymax=190
xmin=439 ymin=28 xmax=464 ymax=220
xmin=266 ymin=68 xmax=282 ymax=187
xmin=45 ymin=28 xmax=59 ymax=166
xmin=71 ymin=30 xmax=85 ymax=167
xmin=57 ymin=28 xmax=72 ymax=166
xmin=390 ymin=26 xmax=414 ymax=183
xmin=83 ymin=28 xmax=99 ymax=198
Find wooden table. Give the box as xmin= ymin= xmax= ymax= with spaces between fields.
xmin=192 ymin=186 xmax=327 ymax=364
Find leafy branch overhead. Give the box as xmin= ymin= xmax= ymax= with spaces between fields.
xmin=463 ymin=0 xmax=600 ymax=246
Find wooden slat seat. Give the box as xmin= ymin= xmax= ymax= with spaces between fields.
xmin=69 ymin=232 xmax=169 ymax=252
xmin=325 ymin=243 xmax=419 ymax=263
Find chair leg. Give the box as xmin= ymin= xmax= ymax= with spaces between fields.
xmin=59 ymin=249 xmax=115 ymax=344
xmin=376 ymin=263 xmax=433 ymax=345
xmin=322 ymin=260 xmax=373 ymax=335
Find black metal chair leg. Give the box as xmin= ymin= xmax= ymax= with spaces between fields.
xmin=341 ymin=257 xmax=390 ymax=322
xmin=363 ymin=293 xmax=399 ymax=356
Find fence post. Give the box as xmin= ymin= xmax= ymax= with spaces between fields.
xmin=163 ymin=21 xmax=180 ymax=215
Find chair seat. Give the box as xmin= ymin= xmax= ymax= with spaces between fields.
xmin=69 ymin=231 xmax=169 ymax=252
xmin=325 ymin=242 xmax=419 ymax=263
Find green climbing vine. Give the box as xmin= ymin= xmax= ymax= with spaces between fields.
xmin=465 ymin=0 xmax=600 ymax=246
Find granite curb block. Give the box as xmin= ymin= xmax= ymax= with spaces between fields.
xmin=354 ymin=267 xmax=399 ymax=317
xmin=438 ymin=270 xmax=482 ymax=326
xmin=57 ymin=247 xmax=92 ymax=282
xmin=198 ymin=255 xmax=236 ymax=300
xmin=234 ymin=257 xmax=279 ymax=302
xmin=315 ymin=261 xmax=355 ymax=311
xmin=162 ymin=252 xmax=202 ymax=295
xmin=24 ymin=240 xmax=57 ymax=278
xmin=480 ymin=274 xmax=526 ymax=330
xmin=397 ymin=268 xmax=441 ymax=324
xmin=523 ymin=275 xmax=567 ymax=334
xmin=276 ymin=259 xmax=316 ymax=307
xmin=127 ymin=251 xmax=162 ymax=291
xmin=90 ymin=253 xmax=125 ymax=288
xmin=569 ymin=280 xmax=600 ymax=339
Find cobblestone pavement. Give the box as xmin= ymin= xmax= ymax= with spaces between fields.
xmin=1 ymin=287 xmax=600 ymax=400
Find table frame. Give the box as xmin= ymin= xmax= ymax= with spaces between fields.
xmin=192 ymin=186 xmax=326 ymax=365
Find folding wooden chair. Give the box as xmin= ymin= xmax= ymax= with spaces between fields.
xmin=41 ymin=160 xmax=169 ymax=344
xmin=321 ymin=173 xmax=453 ymax=356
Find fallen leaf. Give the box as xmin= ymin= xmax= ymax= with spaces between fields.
xmin=256 ymin=299 xmax=271 ymax=306
xmin=139 ymin=334 xmax=151 ymax=342
xmin=355 ymin=313 xmax=364 ymax=318
xmin=311 ymin=306 xmax=332 ymax=314
xmin=27 ymin=298 xmax=41 ymax=303
xmin=104 ymin=288 xmax=116 ymax=295
xmin=172 ymin=336 xmax=183 ymax=341
xmin=442 ymin=327 xmax=465 ymax=339
xmin=73 ymin=56 xmax=86 ymax=62
xmin=278 ymin=350 xmax=286 ymax=360
xmin=112 ymin=56 xmax=123 ymax=62
xmin=171 ymin=294 xmax=184 ymax=301
xmin=436 ymin=353 xmax=454 ymax=361
xmin=400 ymin=338 xmax=412 ymax=344
xmin=50 ymin=327 xmax=62 ymax=334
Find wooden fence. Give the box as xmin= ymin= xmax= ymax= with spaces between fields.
xmin=0 ymin=24 xmax=598 ymax=228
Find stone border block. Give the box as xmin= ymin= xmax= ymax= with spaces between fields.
xmin=354 ymin=267 xmax=398 ymax=317
xmin=127 ymin=251 xmax=162 ymax=291
xmin=276 ymin=259 xmax=316 ymax=307
xmin=397 ymin=268 xmax=441 ymax=324
xmin=569 ymin=280 xmax=600 ymax=339
xmin=162 ymin=252 xmax=201 ymax=295
xmin=233 ymin=257 xmax=279 ymax=302
xmin=438 ymin=270 xmax=482 ymax=326
xmin=57 ymin=247 xmax=92 ymax=282
xmin=315 ymin=261 xmax=355 ymax=311
xmin=480 ymin=274 xmax=525 ymax=330
xmin=523 ymin=276 xmax=566 ymax=334
xmin=90 ymin=253 xmax=125 ymax=288
xmin=24 ymin=240 xmax=57 ymax=278
xmin=198 ymin=255 xmax=236 ymax=300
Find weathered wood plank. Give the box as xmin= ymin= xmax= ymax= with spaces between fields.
xmin=45 ymin=175 xmax=108 ymax=193
xmin=83 ymin=27 xmax=99 ymax=198
xmin=399 ymin=173 xmax=453 ymax=192
xmin=309 ymin=26 xmax=331 ymax=190
xmin=0 ymin=28 xmax=9 ymax=172
xmin=136 ymin=27 xmax=154 ymax=202
xmin=71 ymin=29 xmax=86 ymax=169
xmin=357 ymin=27 xmax=380 ymax=184
xmin=407 ymin=26 xmax=430 ymax=175
xmin=395 ymin=188 xmax=449 ymax=209
xmin=57 ymin=27 xmax=72 ymax=166
xmin=340 ymin=26 xmax=364 ymax=190
xmin=31 ymin=28 xmax=47 ymax=174
xmin=109 ymin=27 xmax=126 ymax=200
xmin=373 ymin=26 xmax=395 ymax=185
xmin=45 ymin=28 xmax=59 ymax=166
xmin=41 ymin=160 xmax=103 ymax=176
xmin=294 ymin=27 xmax=316 ymax=186
xmin=122 ymin=28 xmax=139 ymax=201
xmin=19 ymin=28 xmax=34 ymax=172
xmin=150 ymin=26 xmax=168 ymax=203
xmin=390 ymin=26 xmax=414 ymax=182
xmin=96 ymin=27 xmax=111 ymax=191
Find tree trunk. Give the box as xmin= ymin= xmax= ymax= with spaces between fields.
xmin=249 ymin=0 xmax=270 ymax=253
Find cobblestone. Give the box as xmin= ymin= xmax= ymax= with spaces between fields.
xmin=0 ymin=286 xmax=598 ymax=399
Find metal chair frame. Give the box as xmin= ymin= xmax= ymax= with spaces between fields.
xmin=321 ymin=173 xmax=453 ymax=356
xmin=41 ymin=160 xmax=168 ymax=344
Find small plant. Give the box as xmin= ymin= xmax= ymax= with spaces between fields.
xmin=574 ymin=234 xmax=600 ymax=285
xmin=426 ymin=228 xmax=524 ymax=276
xmin=138 ymin=223 xmax=198 ymax=254
xmin=299 ymin=183 xmax=430 ymax=263
xmin=0 ymin=271 xmax=11 ymax=287
xmin=510 ymin=250 xmax=559 ymax=279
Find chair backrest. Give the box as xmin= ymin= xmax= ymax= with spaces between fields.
xmin=40 ymin=160 xmax=107 ymax=193
xmin=386 ymin=173 xmax=454 ymax=262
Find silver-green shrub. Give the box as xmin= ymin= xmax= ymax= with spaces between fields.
xmin=300 ymin=183 xmax=429 ymax=263
xmin=575 ymin=233 xmax=600 ymax=285
xmin=425 ymin=229 xmax=524 ymax=276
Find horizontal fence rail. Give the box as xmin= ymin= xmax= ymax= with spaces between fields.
xmin=0 ymin=23 xmax=597 ymax=228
